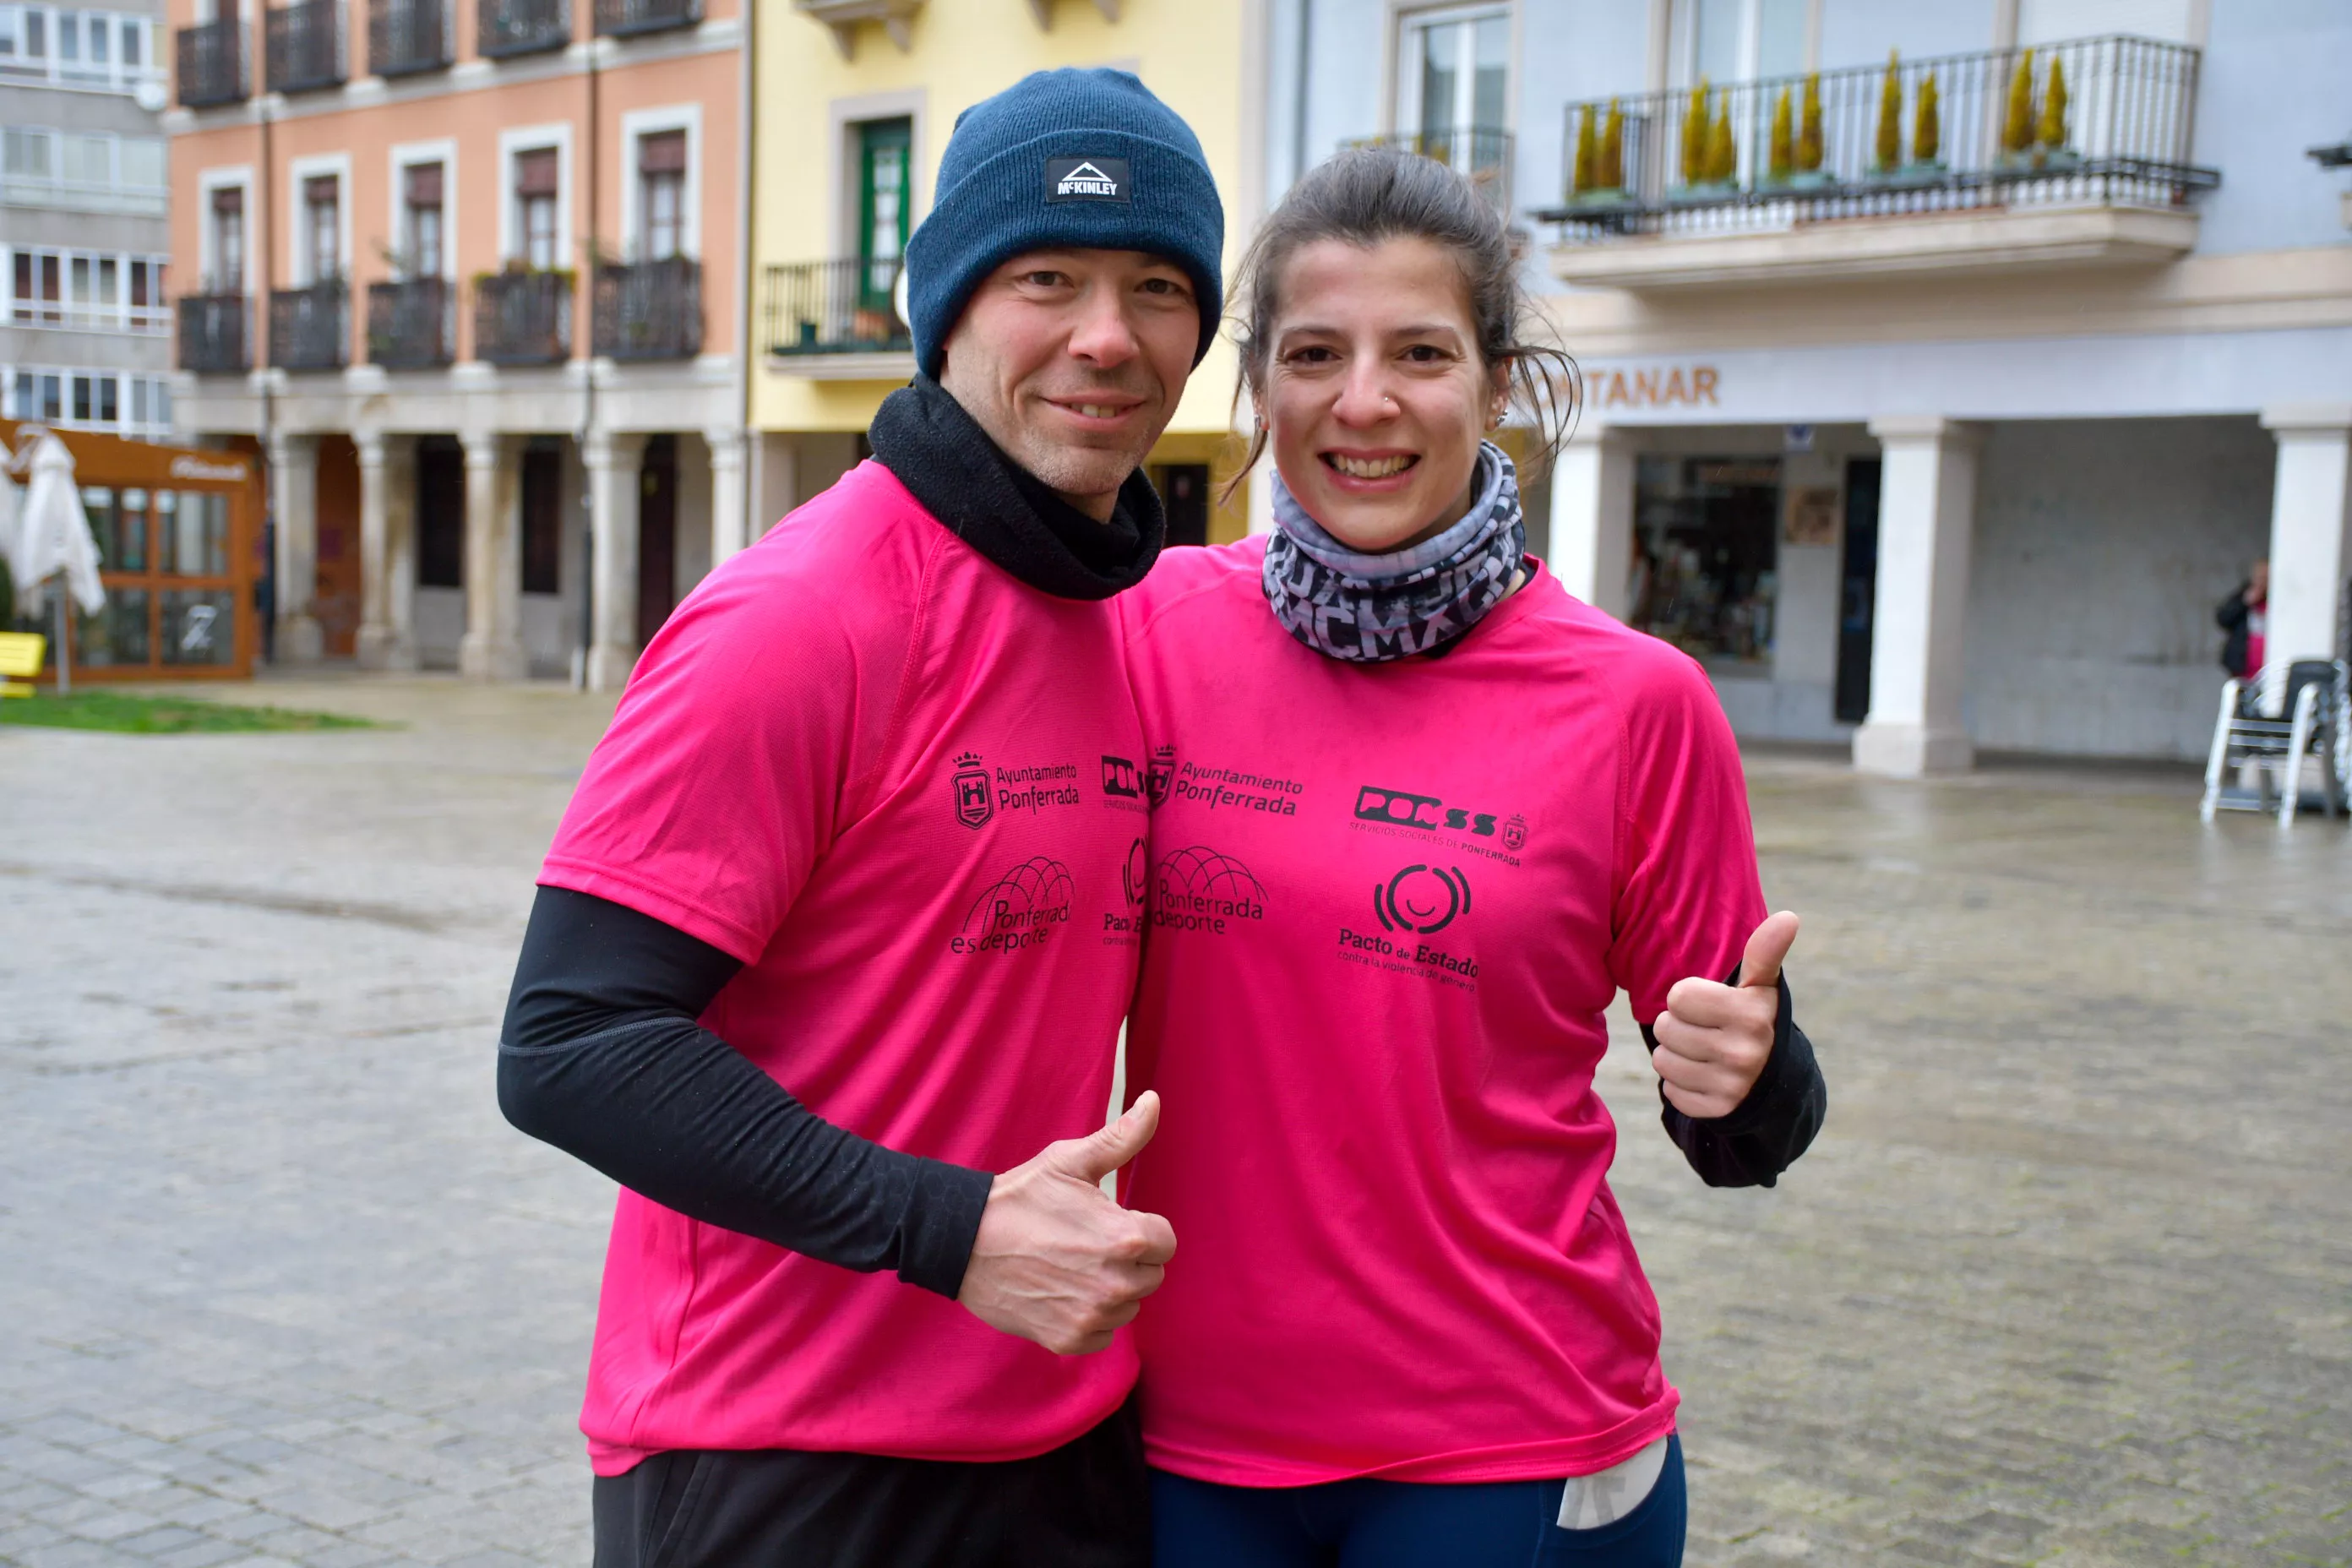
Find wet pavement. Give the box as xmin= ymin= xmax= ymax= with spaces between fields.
xmin=0 ymin=676 xmax=2345 ymax=1567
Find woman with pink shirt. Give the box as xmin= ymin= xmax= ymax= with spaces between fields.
xmin=1117 ymin=149 xmax=1827 ymax=1565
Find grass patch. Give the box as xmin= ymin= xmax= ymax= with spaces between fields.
xmin=0 ymin=689 xmax=381 ymax=734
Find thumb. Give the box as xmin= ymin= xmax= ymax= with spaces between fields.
xmin=1058 ymin=1091 xmax=1162 ymax=1184
xmin=1738 ymin=911 xmax=1799 ymax=991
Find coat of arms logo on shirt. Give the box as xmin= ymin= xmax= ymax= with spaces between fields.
xmin=1146 ymin=746 xmax=1177 ymax=807
xmin=951 ymin=752 xmax=994 ymax=830
xmin=1501 ymin=814 xmax=1527 ymax=852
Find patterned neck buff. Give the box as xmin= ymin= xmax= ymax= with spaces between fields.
xmin=1260 ymin=441 xmax=1526 ymax=662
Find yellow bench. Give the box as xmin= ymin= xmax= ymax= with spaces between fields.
xmin=0 ymin=630 xmax=46 ymax=697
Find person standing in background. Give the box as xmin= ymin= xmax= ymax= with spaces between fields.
xmin=2217 ymin=558 xmax=2268 ymax=678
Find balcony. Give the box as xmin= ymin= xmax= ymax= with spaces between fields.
xmin=794 ymin=0 xmax=922 ymax=59
xmin=178 ymin=294 xmax=250 ymax=376
xmin=474 ymin=270 xmax=572 ymax=365
xmin=266 ymin=0 xmax=346 ymax=94
xmin=367 ymin=278 xmax=452 ymax=369
xmin=270 ymin=281 xmax=348 ymax=372
xmin=593 ymin=258 xmax=700 ymax=360
xmin=478 ymin=0 xmax=569 ymax=56
xmin=1534 ymin=34 xmax=2218 ymax=291
xmin=763 ymin=259 xmax=911 ymax=376
xmin=368 ymin=0 xmax=449 ymax=76
xmin=593 ymin=0 xmax=698 ymax=38
xmin=1346 ymin=128 xmax=1514 ymax=214
xmin=175 ymin=18 xmax=248 ymax=107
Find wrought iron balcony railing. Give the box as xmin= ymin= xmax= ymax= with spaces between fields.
xmin=265 ymin=0 xmax=346 ymax=94
xmin=178 ymin=294 xmax=250 ymax=375
xmin=368 ymin=0 xmax=448 ymax=75
xmin=593 ymin=257 xmax=701 ymax=360
xmin=176 ymin=18 xmax=248 ymax=107
xmin=1345 ymin=128 xmax=1514 ymax=213
xmin=473 ymin=270 xmax=572 ymax=364
xmin=1535 ymin=34 xmax=2216 ymax=236
xmin=270 ymin=280 xmax=348 ymax=372
xmin=763 ymin=258 xmax=910 ymax=357
xmin=367 ymin=278 xmax=452 ymax=369
xmin=594 ymin=0 xmax=698 ymax=37
xmin=478 ymin=0 xmax=569 ymax=56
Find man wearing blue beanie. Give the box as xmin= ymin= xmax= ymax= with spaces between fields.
xmin=498 ymin=67 xmax=1222 ymax=1568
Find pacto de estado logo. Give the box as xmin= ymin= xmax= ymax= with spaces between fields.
xmin=951 ymin=857 xmax=1074 ymax=956
xmin=1372 ymin=863 xmax=1471 ymax=935
xmin=1152 ymin=846 xmax=1266 ymax=936
xmin=951 ymin=752 xmax=993 ymax=830
xmin=1354 ymin=784 xmax=1501 ymax=841
xmin=1102 ymin=754 xmax=1144 ymax=800
xmin=1146 ymin=746 xmax=1177 ymax=807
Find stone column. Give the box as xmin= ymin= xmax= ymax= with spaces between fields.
xmin=1854 ymin=416 xmax=1983 ymax=776
xmin=353 ymin=432 xmax=397 ymax=670
xmin=705 ymin=426 xmax=749 ymax=565
xmin=382 ymin=435 xmax=419 ymax=671
xmin=268 ymin=431 xmax=324 ymax=662
xmin=2259 ymin=406 xmax=2352 ymax=667
xmin=458 ymin=431 xmax=526 ymax=682
xmin=750 ymin=432 xmax=799 ymax=539
xmin=1548 ymin=423 xmax=1636 ymax=620
xmin=585 ymin=428 xmax=646 ymax=692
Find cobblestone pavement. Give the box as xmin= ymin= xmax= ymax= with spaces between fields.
xmin=2 ymin=675 xmax=2347 ymax=1567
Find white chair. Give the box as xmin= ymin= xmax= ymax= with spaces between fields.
xmin=2201 ymin=659 xmax=2349 ymax=826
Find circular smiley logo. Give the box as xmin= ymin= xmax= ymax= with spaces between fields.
xmin=1372 ymin=863 xmax=1472 ymax=935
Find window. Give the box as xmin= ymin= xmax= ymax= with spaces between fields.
xmin=62 ymin=132 xmax=109 ymax=184
xmin=211 ymin=184 xmax=245 ymax=291
xmin=520 ymin=444 xmax=563 ymax=595
xmin=1397 ymin=7 xmax=1508 ymax=182
xmin=404 ymin=161 xmax=444 ymax=277
xmin=13 ymin=250 xmax=61 ymax=323
xmin=304 ymin=174 xmax=340 ymax=282
xmin=1677 ymin=0 xmax=1809 ymax=87
xmin=1631 ymin=455 xmax=1782 ymax=667
xmin=10 ymin=248 xmax=170 ymax=329
xmin=637 ymin=130 xmax=684 ymax=261
xmin=854 ymin=117 xmax=909 ymax=307
xmin=0 ymin=7 xmax=160 ymax=87
xmin=118 ymin=136 xmax=164 ymax=188
xmin=515 ymin=147 xmax=558 ymax=268
xmin=3 ymin=126 xmax=53 ymax=177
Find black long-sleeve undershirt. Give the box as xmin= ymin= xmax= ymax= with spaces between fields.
xmin=1642 ymin=972 xmax=1827 ymax=1188
xmin=498 ymin=886 xmax=994 ymax=1298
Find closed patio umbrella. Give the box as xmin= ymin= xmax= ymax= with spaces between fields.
xmin=12 ymin=429 xmax=106 ymax=693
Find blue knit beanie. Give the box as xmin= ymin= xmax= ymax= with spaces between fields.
xmin=906 ymin=68 xmax=1225 ymax=378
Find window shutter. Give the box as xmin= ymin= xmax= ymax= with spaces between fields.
xmin=305 ymin=174 xmax=338 ymax=206
xmin=516 ymin=148 xmax=558 ymax=197
xmin=406 ymin=161 xmax=443 ymax=206
xmin=638 ymin=130 xmax=686 ymax=175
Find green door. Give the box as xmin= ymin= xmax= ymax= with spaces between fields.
xmin=856 ymin=117 xmax=912 ymax=317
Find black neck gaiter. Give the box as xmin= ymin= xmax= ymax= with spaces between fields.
xmin=867 ymin=376 xmax=1165 ymax=602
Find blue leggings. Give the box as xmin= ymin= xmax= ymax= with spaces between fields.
xmin=1151 ymin=1436 xmax=1685 ymax=1568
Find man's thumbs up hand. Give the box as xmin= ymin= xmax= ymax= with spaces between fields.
xmin=1652 ymin=912 xmax=1799 ymax=1121
xmin=958 ymin=1092 xmax=1179 ymax=1356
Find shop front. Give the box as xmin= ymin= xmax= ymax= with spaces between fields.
xmin=2 ymin=419 xmax=263 ymax=682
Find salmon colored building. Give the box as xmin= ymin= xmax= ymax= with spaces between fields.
xmin=163 ymin=0 xmax=744 ymax=683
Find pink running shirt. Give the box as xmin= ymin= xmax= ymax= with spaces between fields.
xmin=542 ymin=460 xmax=1151 ymax=1473
xmin=1116 ymin=540 xmax=1767 ymax=1486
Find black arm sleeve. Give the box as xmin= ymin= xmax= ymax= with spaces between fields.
xmin=1641 ymin=972 xmax=1827 ymax=1190
xmin=497 ymin=885 xmax=994 ymax=1298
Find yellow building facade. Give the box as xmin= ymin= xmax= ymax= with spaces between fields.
xmin=748 ymin=0 xmax=1266 ymax=542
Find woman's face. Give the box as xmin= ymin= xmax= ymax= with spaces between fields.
xmin=1260 ymin=236 xmax=1504 ymax=555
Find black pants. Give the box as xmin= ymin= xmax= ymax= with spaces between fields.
xmin=591 ymin=1396 xmax=1149 ymax=1568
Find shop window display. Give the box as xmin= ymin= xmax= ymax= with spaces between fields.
xmin=1631 ymin=455 xmax=1781 ymax=667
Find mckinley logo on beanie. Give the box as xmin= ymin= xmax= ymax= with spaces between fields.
xmin=1047 ymin=157 xmax=1130 ymax=202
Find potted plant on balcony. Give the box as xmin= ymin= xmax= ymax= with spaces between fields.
xmin=1672 ymin=79 xmax=1738 ymax=202
xmin=2001 ymin=49 xmax=2039 ymax=171
xmin=1789 ymin=72 xmax=1833 ymax=190
xmin=1569 ymin=100 xmax=1631 ymax=210
xmin=2038 ymin=55 xmax=2079 ymax=172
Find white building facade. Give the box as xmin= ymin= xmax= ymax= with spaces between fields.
xmin=1265 ymin=0 xmax=2352 ymax=769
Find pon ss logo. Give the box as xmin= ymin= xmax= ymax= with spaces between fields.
xmin=1372 ymin=863 xmax=1471 ymax=935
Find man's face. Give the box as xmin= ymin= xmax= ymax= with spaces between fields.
xmin=937 ymin=248 xmax=1200 ymax=520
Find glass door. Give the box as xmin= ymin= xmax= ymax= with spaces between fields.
xmin=855 ymin=117 xmax=912 ymax=317
xmin=1398 ymin=7 xmax=1508 ymax=182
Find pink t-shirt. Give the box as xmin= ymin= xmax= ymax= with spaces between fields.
xmin=542 ymin=460 xmax=1151 ymax=1473
xmin=1116 ymin=539 xmax=1767 ymax=1487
